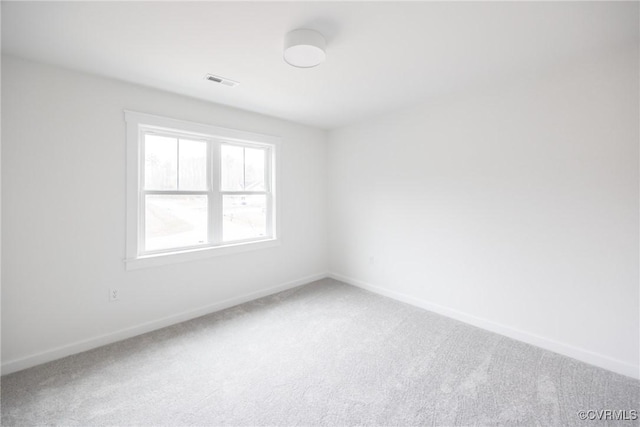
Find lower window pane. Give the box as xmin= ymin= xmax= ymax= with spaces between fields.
xmin=223 ymin=195 xmax=267 ymax=242
xmin=145 ymin=195 xmax=208 ymax=251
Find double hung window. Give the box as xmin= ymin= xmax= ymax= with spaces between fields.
xmin=125 ymin=111 xmax=278 ymax=269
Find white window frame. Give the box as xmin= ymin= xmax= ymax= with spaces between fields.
xmin=124 ymin=111 xmax=280 ymax=270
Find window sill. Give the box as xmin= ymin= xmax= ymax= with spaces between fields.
xmin=125 ymin=238 xmax=280 ymax=271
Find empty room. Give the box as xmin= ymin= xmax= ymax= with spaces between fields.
xmin=1 ymin=1 xmax=639 ymax=426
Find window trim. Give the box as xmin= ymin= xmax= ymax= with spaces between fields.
xmin=124 ymin=111 xmax=280 ymax=270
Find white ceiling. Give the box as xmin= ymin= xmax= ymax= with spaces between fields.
xmin=2 ymin=1 xmax=638 ymax=130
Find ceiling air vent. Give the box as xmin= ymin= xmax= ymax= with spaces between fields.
xmin=204 ymin=74 xmax=239 ymax=87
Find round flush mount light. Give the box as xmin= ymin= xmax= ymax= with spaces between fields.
xmin=284 ymin=29 xmax=326 ymax=68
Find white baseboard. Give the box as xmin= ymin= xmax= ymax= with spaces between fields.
xmin=329 ymin=272 xmax=639 ymax=380
xmin=1 ymin=272 xmax=328 ymax=376
xmin=5 ymin=271 xmax=637 ymax=380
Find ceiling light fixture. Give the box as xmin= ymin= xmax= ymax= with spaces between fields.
xmin=283 ymin=29 xmax=326 ymax=68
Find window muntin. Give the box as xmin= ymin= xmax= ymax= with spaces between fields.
xmin=126 ymin=111 xmax=277 ymax=267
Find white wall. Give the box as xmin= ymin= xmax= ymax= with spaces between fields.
xmin=3 ymin=44 xmax=639 ymax=379
xmin=328 ymin=46 xmax=639 ymax=378
xmin=1 ymin=56 xmax=328 ymax=372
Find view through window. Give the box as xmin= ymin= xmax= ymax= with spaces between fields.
xmin=134 ymin=130 xmax=275 ymax=261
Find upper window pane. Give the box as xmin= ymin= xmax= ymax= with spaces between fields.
xmin=221 ymin=144 xmax=244 ymax=191
xmin=245 ymin=147 xmax=265 ymax=191
xmin=145 ymin=134 xmax=177 ymax=190
xmin=178 ymin=139 xmax=207 ymax=190
xmin=221 ymin=144 xmax=266 ymax=191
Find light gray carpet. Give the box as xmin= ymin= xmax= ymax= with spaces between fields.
xmin=2 ymin=278 xmax=638 ymax=426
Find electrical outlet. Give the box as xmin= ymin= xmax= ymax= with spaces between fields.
xmin=109 ymin=288 xmax=120 ymax=302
